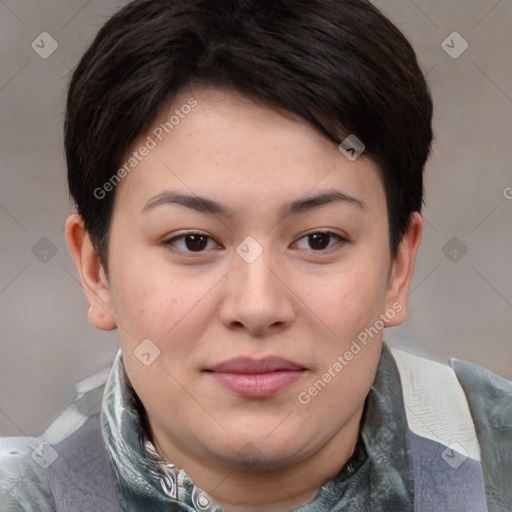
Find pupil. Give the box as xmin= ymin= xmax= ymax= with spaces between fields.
xmin=309 ymin=233 xmax=329 ymax=250
xmin=186 ymin=235 xmax=207 ymax=251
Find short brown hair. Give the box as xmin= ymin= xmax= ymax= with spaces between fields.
xmin=65 ymin=0 xmax=433 ymax=275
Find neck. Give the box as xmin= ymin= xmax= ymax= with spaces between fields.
xmin=150 ymin=404 xmax=365 ymax=511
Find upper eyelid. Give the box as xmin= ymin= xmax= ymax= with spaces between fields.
xmin=165 ymin=232 xmax=220 ymax=249
xmin=293 ymin=232 xmax=346 ymax=251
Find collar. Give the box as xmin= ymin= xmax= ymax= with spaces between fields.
xmin=100 ymin=342 xmax=414 ymax=511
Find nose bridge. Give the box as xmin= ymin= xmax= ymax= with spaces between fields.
xmin=221 ymin=236 xmax=294 ymax=332
xmin=234 ymin=236 xmax=280 ymax=301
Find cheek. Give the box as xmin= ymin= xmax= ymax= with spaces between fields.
xmin=111 ymin=257 xmax=221 ymax=359
xmin=295 ymin=262 xmax=388 ymax=337
xmin=111 ymin=251 xmax=178 ymax=325
xmin=296 ymin=269 xmax=385 ymax=409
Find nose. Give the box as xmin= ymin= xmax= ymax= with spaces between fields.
xmin=219 ymin=243 xmax=295 ymax=336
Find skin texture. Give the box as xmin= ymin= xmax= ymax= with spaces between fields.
xmin=65 ymin=86 xmax=422 ymax=511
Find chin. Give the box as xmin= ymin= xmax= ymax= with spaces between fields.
xmin=212 ymin=436 xmax=307 ymax=471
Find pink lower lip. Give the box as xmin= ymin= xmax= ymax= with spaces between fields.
xmin=210 ymin=370 xmax=305 ymax=398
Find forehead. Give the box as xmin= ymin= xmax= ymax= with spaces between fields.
xmin=112 ymin=86 xmax=387 ymax=219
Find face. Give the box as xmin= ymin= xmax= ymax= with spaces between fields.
xmin=78 ymin=86 xmax=417 ymax=472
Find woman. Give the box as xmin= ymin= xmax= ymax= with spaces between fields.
xmin=1 ymin=1 xmax=510 ymax=510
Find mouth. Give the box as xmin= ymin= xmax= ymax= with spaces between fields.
xmin=204 ymin=356 xmax=308 ymax=398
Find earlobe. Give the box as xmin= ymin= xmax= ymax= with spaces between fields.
xmin=384 ymin=212 xmax=423 ymax=327
xmin=64 ymin=213 xmax=118 ymax=331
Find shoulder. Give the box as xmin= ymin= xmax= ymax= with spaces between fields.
xmin=0 ymin=435 xmax=56 ymax=511
xmin=389 ymin=346 xmax=512 ymax=456
xmin=449 ymin=356 xmax=512 ymax=509
xmin=390 ymin=345 xmax=512 ymax=509
xmin=0 ymin=363 xmax=114 ymax=512
xmin=389 ymin=346 xmax=481 ymax=458
xmin=448 ymin=356 xmax=512 ymax=426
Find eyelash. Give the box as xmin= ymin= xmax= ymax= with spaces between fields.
xmin=162 ymin=231 xmax=347 ymax=255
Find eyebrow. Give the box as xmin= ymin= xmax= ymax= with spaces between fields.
xmin=141 ymin=189 xmax=365 ymax=218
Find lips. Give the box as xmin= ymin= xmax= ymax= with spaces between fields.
xmin=209 ymin=356 xmax=306 ymax=374
xmin=205 ymin=356 xmax=308 ymax=398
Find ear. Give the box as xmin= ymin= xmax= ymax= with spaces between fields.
xmin=64 ymin=213 xmax=118 ymax=330
xmin=384 ymin=211 xmax=423 ymax=327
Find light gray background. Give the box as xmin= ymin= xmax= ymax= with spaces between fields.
xmin=0 ymin=0 xmax=511 ymax=437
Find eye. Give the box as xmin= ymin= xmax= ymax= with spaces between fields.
xmin=163 ymin=232 xmax=220 ymax=253
xmin=294 ymin=231 xmax=346 ymax=251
